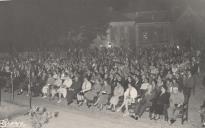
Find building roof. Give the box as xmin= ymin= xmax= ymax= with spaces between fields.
xmin=106 ymin=9 xmax=132 ymax=22
xmin=176 ymin=6 xmax=203 ymax=23
xmin=134 ymin=10 xmax=170 ymax=23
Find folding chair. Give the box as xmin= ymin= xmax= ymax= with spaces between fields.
xmin=176 ymin=103 xmax=188 ymax=124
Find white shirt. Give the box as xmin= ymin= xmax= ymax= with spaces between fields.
xmin=140 ymin=82 xmax=150 ymax=90
xmin=124 ymin=86 xmax=138 ymax=100
xmin=82 ymin=81 xmax=92 ymax=92
xmin=63 ymin=78 xmax=73 ymax=88
xmin=54 ymin=78 xmax=62 ymax=87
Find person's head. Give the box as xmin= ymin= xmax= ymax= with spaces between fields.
xmin=48 ymin=73 xmax=52 ymax=78
xmin=104 ymin=73 xmax=108 ymax=79
xmin=147 ymin=83 xmax=153 ymax=93
xmin=127 ymin=76 xmax=132 ymax=83
xmin=117 ymin=76 xmax=122 ymax=82
xmin=117 ymin=81 xmax=121 ymax=86
xmin=74 ymin=76 xmax=79 ymax=82
xmin=173 ymin=87 xmax=179 ymax=94
xmin=95 ymin=79 xmax=100 ymax=84
xmin=151 ymin=80 xmax=156 ymax=88
xmin=157 ymin=75 xmax=162 ymax=81
xmin=187 ymin=70 xmax=192 ymax=77
xmin=161 ymin=85 xmax=167 ymax=93
xmin=144 ymin=78 xmax=148 ymax=83
xmin=104 ymin=80 xmax=108 ymax=86
xmin=166 ymin=79 xmax=171 ymax=85
xmin=175 ymin=73 xmax=179 ymax=79
xmin=172 ymin=79 xmax=176 ymax=83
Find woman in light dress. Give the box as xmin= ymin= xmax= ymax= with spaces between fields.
xmin=117 ymin=83 xmax=138 ymax=116
xmin=109 ymin=82 xmax=124 ymax=111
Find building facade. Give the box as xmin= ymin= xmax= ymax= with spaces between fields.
xmin=108 ymin=10 xmax=173 ymax=48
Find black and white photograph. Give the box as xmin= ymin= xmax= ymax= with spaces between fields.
xmin=0 ymin=0 xmax=205 ymax=128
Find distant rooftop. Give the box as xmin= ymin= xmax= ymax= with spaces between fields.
xmin=135 ymin=10 xmax=171 ymax=23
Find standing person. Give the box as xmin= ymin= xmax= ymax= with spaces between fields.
xmin=175 ymin=73 xmax=184 ymax=92
xmin=191 ymin=59 xmax=199 ymax=95
xmin=183 ymin=71 xmax=194 ymax=104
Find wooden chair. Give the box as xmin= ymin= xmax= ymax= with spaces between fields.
xmin=176 ymin=93 xmax=190 ymax=124
xmin=176 ymin=103 xmax=189 ymax=124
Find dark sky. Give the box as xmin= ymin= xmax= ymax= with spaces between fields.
xmin=0 ymin=0 xmax=204 ymax=50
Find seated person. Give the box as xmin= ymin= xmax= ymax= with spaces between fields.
xmin=77 ymin=77 xmax=92 ymax=105
xmin=57 ymin=73 xmax=73 ymax=103
xmin=109 ymin=82 xmax=124 ymax=111
xmin=51 ymin=74 xmax=62 ymax=100
xmin=42 ymin=73 xmax=55 ymax=98
xmin=150 ymin=85 xmax=170 ymax=120
xmin=17 ymin=74 xmax=28 ymax=95
xmin=131 ymin=80 xmax=157 ymax=120
xmin=117 ymin=83 xmax=138 ymax=116
xmin=168 ymin=86 xmax=184 ymax=124
xmin=94 ymin=80 xmax=111 ymax=110
xmin=84 ymin=79 xmax=102 ymax=107
xmin=67 ymin=76 xmax=82 ymax=105
xmin=140 ymin=78 xmax=150 ymax=96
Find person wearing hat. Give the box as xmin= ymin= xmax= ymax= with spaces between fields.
xmin=168 ymin=86 xmax=184 ymax=124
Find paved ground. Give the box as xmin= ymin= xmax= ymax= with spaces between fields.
xmin=1 ymin=73 xmax=205 ymax=128
xmin=0 ymin=102 xmax=28 ymax=120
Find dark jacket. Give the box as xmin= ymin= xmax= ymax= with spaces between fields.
xmin=183 ymin=76 xmax=194 ymax=88
xmin=155 ymin=91 xmax=170 ymax=105
xmin=71 ymin=80 xmax=82 ymax=93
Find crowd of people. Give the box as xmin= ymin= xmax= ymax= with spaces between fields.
xmin=0 ymin=44 xmax=201 ymax=125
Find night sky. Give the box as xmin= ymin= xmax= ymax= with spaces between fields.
xmin=0 ymin=0 xmax=204 ymax=51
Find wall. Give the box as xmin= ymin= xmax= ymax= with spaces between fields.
xmin=108 ymin=21 xmax=136 ymax=48
xmin=135 ymin=22 xmax=173 ymax=47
